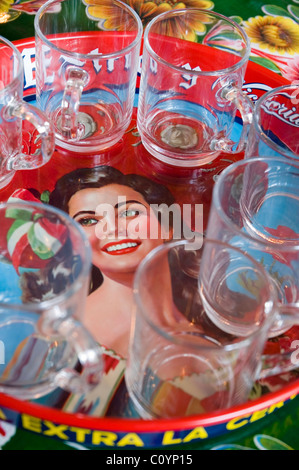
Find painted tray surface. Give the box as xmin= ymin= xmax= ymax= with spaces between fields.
xmin=0 ymin=35 xmax=296 ymax=450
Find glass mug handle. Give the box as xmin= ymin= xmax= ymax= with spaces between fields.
xmin=40 ymin=312 xmax=103 ymax=394
xmin=211 ymin=78 xmax=253 ymax=154
xmin=4 ymin=98 xmax=55 ymax=169
xmin=259 ymin=304 xmax=299 ymax=379
xmin=200 ymin=285 xmax=299 ymax=381
xmin=60 ymin=66 xmax=89 ymax=140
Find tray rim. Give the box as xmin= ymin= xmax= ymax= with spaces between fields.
xmin=0 ymin=35 xmax=295 ymax=439
xmin=0 ymin=378 xmax=299 ymax=432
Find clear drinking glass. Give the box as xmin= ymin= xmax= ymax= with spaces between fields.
xmin=125 ymin=239 xmax=298 ymax=419
xmin=205 ymin=157 xmax=299 ymax=344
xmin=0 ymin=197 xmax=103 ymax=399
xmin=0 ymin=36 xmax=54 ymax=189
xmin=246 ymin=84 xmax=299 ymax=160
xmin=137 ymin=9 xmax=252 ymax=167
xmin=35 ymin=0 xmax=142 ymax=153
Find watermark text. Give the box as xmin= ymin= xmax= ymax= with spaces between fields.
xmin=92 ymin=199 xmax=203 ymax=249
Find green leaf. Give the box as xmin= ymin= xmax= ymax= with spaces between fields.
xmin=5 ymin=207 xmax=32 ymax=221
xmin=254 ymin=435 xmax=293 ymax=450
xmin=288 ymin=5 xmax=299 ymax=21
xmin=40 ymin=190 xmax=50 ymax=204
xmin=261 ymin=4 xmax=294 ymax=19
xmin=250 ymin=56 xmax=282 ymax=73
xmin=230 ymin=16 xmax=243 ymax=24
xmin=28 ymin=224 xmax=54 ymax=260
xmin=209 ymin=31 xmax=242 ymax=41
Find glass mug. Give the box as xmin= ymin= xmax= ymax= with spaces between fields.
xmin=35 ymin=0 xmax=142 ymax=153
xmin=137 ymin=9 xmax=253 ymax=167
xmin=245 ymin=84 xmax=299 ymax=160
xmin=0 ymin=195 xmax=103 ymax=399
xmin=125 ymin=239 xmax=299 ymax=419
xmin=0 ymin=36 xmax=54 ymax=189
xmin=205 ymin=156 xmax=299 ymax=367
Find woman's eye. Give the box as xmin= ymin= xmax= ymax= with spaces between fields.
xmin=77 ymin=217 xmax=98 ymax=226
xmin=121 ymin=208 xmax=140 ymax=218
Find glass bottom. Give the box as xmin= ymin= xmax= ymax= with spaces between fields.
xmin=138 ymin=112 xmax=220 ymax=167
xmin=52 ymin=103 xmax=127 ymax=153
xmin=141 ymin=138 xmax=220 ymax=168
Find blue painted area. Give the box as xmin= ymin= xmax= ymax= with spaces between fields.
xmin=0 ymin=261 xmax=22 ymax=302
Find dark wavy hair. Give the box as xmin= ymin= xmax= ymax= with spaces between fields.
xmin=49 ymin=166 xmax=176 ymax=216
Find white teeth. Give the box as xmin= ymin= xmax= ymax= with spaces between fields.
xmin=106 ymin=242 xmax=138 ymax=252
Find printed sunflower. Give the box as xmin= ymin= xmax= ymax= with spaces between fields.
xmin=243 ymin=15 xmax=299 ymax=56
xmin=83 ymin=0 xmax=214 ymax=37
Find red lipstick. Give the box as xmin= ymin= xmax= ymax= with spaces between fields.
xmin=102 ymin=239 xmax=141 ymax=255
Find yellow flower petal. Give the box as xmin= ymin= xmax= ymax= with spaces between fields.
xmin=0 ymin=0 xmax=13 ymax=13
xmin=243 ymin=15 xmax=299 ymax=55
xmin=137 ymin=1 xmax=158 ymax=18
xmin=183 ymin=0 xmax=214 ymax=8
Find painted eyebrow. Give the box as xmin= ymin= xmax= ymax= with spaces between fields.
xmin=72 ymin=210 xmax=96 ymax=219
xmin=115 ymin=199 xmax=146 ymax=209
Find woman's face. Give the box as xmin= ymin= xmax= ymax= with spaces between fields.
xmin=68 ymin=184 xmax=171 ymax=280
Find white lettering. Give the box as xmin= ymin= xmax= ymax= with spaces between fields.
xmin=89 ymin=48 xmax=102 ymax=73
xmin=262 ymin=98 xmax=299 ymax=127
xmin=150 ymin=57 xmax=157 ymax=74
xmin=107 ymin=57 xmax=119 ymax=73
xmin=242 ymin=82 xmax=272 ymax=102
xmin=179 ymin=63 xmax=201 ymax=90
xmin=22 ymin=47 xmax=36 ymax=89
xmin=125 ymin=52 xmax=132 ymax=70
xmin=106 ymin=455 xmax=141 ymax=466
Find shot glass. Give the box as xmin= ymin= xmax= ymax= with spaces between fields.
xmin=205 ymin=157 xmax=299 ymax=341
xmin=0 ymin=193 xmax=103 ymax=399
xmin=245 ymin=84 xmax=299 ymax=160
xmin=0 ymin=36 xmax=54 ymax=189
xmin=125 ymin=239 xmax=298 ymax=419
xmin=137 ymin=9 xmax=252 ymax=167
xmin=35 ymin=0 xmax=142 ymax=153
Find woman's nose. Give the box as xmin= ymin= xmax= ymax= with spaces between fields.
xmin=94 ymin=210 xmax=127 ymax=240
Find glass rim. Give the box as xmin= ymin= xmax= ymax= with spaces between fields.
xmin=133 ymin=237 xmax=276 ymax=351
xmin=34 ymin=0 xmax=143 ymax=61
xmin=212 ymin=156 xmax=299 ymax=251
xmin=0 ymin=35 xmax=23 ymax=95
xmin=252 ymin=84 xmax=299 ymax=159
xmin=143 ymin=8 xmax=251 ymax=77
xmin=0 ymin=200 xmax=92 ymax=312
